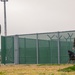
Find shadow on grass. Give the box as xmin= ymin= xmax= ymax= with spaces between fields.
xmin=58 ymin=65 xmax=75 ymax=72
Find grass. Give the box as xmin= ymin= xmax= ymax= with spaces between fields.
xmin=0 ymin=64 xmax=74 ymax=75
xmin=0 ymin=71 xmax=6 ymax=75
xmin=37 ymin=63 xmax=62 ymax=66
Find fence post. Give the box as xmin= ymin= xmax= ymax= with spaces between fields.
xmin=57 ymin=32 xmax=60 ymax=64
xmin=36 ymin=33 xmax=39 ymax=64
xmin=14 ymin=35 xmax=19 ymax=64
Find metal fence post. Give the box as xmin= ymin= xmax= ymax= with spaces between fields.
xmin=36 ymin=33 xmax=39 ymax=64
xmin=57 ymin=32 xmax=60 ymax=64
xmin=14 ymin=35 xmax=19 ymax=64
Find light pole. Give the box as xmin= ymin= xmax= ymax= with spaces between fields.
xmin=0 ymin=24 xmax=1 ymax=34
xmin=0 ymin=0 xmax=8 ymax=36
xmin=0 ymin=0 xmax=8 ymax=64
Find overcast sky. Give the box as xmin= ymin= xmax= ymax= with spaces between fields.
xmin=0 ymin=0 xmax=75 ymax=35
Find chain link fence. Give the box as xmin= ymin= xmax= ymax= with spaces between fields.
xmin=1 ymin=30 xmax=75 ymax=64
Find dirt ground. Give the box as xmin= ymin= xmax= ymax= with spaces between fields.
xmin=0 ymin=64 xmax=74 ymax=75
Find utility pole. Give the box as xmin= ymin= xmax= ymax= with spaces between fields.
xmin=0 ymin=0 xmax=8 ymax=36
xmin=0 ymin=24 xmax=1 ymax=34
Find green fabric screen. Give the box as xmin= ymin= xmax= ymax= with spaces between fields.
xmin=19 ymin=38 xmax=36 ymax=64
xmin=1 ymin=36 xmax=14 ymax=64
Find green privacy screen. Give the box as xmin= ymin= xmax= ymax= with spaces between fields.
xmin=19 ymin=38 xmax=36 ymax=64
xmin=59 ymin=32 xmax=74 ymax=64
xmin=1 ymin=30 xmax=75 ymax=64
xmin=1 ymin=36 xmax=6 ymax=64
xmin=6 ymin=36 xmax=14 ymax=63
xmin=1 ymin=36 xmax=14 ymax=64
xmin=38 ymin=40 xmax=58 ymax=64
xmin=19 ymin=38 xmax=58 ymax=64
